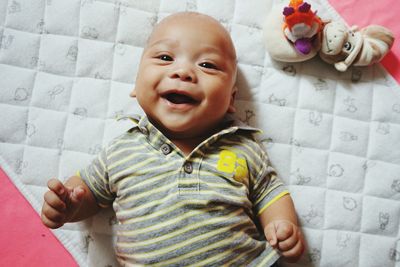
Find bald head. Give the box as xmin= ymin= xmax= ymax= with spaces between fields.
xmin=146 ymin=12 xmax=237 ymax=62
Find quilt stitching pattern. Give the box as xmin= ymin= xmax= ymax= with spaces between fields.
xmin=0 ymin=0 xmax=399 ymax=266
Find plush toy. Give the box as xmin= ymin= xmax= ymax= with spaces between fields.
xmin=319 ymin=21 xmax=395 ymax=72
xmin=264 ymin=1 xmax=323 ymax=62
xmin=264 ymin=1 xmax=395 ymax=71
xmin=283 ymin=0 xmax=323 ymax=55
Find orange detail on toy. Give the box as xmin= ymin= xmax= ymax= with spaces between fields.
xmin=282 ymin=0 xmax=323 ymax=54
xmin=286 ymin=13 xmax=315 ymax=31
xmin=283 ymin=0 xmax=322 ymax=31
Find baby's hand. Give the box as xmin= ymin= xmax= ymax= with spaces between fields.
xmin=41 ymin=178 xmax=85 ymax=229
xmin=264 ymin=220 xmax=305 ymax=262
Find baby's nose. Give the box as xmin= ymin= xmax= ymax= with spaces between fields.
xmin=170 ymin=63 xmax=197 ymax=83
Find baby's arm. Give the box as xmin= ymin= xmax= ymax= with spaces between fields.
xmin=41 ymin=176 xmax=100 ymax=229
xmin=259 ymin=194 xmax=305 ymax=262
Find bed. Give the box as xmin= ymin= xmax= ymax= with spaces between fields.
xmin=1 ymin=0 xmax=399 ymax=266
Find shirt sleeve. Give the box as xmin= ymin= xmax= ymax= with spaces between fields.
xmin=77 ymin=148 xmax=115 ymax=207
xmin=249 ymin=141 xmax=289 ymax=216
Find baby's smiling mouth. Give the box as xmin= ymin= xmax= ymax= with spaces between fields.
xmin=162 ymin=92 xmax=198 ymax=105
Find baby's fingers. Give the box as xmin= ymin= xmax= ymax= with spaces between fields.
xmin=42 ymin=203 xmax=65 ymax=222
xmin=277 ymin=230 xmax=298 ymax=251
xmin=264 ymin=223 xmax=278 ymax=247
xmin=276 ymin=222 xmax=294 ymax=241
xmin=41 ymin=212 xmax=64 ymax=229
xmin=41 ymin=203 xmax=66 ymax=229
xmin=47 ymin=178 xmax=68 ymax=200
xmin=281 ymin=238 xmax=305 ymax=263
xmin=44 ymin=190 xmax=66 ymax=212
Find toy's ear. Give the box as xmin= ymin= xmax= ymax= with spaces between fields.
xmin=264 ymin=6 xmax=319 ymax=62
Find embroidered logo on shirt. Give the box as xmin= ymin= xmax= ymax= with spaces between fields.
xmin=217 ymin=150 xmax=249 ymax=184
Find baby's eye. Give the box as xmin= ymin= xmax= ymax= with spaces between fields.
xmin=199 ymin=62 xmax=218 ymax=70
xmin=158 ymin=55 xmax=173 ymax=61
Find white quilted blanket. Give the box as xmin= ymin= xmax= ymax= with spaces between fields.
xmin=1 ymin=0 xmax=399 ymax=266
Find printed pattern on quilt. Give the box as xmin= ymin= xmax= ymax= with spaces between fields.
xmin=0 ymin=0 xmax=399 ymax=266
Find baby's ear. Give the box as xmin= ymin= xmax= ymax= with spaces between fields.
xmin=227 ymin=86 xmax=237 ymax=113
xmin=130 ymin=89 xmax=137 ymax=98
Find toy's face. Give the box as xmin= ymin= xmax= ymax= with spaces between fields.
xmin=321 ymin=21 xmax=363 ymax=67
xmin=321 ymin=21 xmax=348 ymax=56
xmin=134 ymin=13 xmax=237 ymax=140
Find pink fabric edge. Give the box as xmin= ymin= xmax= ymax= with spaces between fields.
xmin=0 ymin=167 xmax=78 ymax=267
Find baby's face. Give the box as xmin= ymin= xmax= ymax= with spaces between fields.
xmin=134 ymin=13 xmax=237 ymax=140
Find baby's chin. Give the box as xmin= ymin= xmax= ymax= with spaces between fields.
xmin=158 ymin=122 xmax=201 ymax=139
xmin=154 ymin=118 xmax=214 ymax=139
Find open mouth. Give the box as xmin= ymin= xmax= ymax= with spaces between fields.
xmin=162 ymin=92 xmax=198 ymax=105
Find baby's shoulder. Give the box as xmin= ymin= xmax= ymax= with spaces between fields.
xmin=231 ymin=129 xmax=264 ymax=147
xmin=104 ymin=129 xmax=142 ymax=155
xmin=222 ymin=130 xmax=267 ymax=159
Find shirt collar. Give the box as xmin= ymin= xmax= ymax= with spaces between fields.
xmin=120 ymin=114 xmax=261 ymax=155
xmin=222 ymin=114 xmax=261 ymax=132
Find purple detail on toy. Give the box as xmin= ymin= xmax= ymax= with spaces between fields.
xmin=298 ymin=2 xmax=311 ymax=13
xmin=283 ymin=6 xmax=295 ymax=16
xmin=294 ymin=38 xmax=312 ymax=54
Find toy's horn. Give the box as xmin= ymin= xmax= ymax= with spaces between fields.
xmin=289 ymin=0 xmax=304 ymax=7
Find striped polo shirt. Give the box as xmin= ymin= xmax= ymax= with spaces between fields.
xmin=79 ymin=115 xmax=289 ymax=267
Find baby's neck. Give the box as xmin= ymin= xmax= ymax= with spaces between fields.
xmin=169 ymin=129 xmax=221 ymax=156
xmin=171 ymin=138 xmax=202 ymax=156
xmin=147 ymin=117 xmax=228 ymax=156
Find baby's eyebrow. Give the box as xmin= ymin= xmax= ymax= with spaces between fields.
xmin=147 ymin=38 xmax=178 ymax=49
xmin=201 ymin=44 xmax=236 ymax=62
xmin=200 ymin=45 xmax=225 ymax=55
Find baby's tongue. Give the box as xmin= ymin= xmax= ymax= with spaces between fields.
xmin=166 ymin=93 xmax=195 ymax=104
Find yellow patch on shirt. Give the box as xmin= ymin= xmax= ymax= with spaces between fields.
xmin=217 ymin=150 xmax=249 ymax=184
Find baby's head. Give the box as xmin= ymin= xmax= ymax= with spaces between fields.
xmin=133 ymin=12 xmax=237 ymax=140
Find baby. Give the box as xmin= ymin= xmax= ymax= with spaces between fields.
xmin=41 ymin=12 xmax=305 ymax=266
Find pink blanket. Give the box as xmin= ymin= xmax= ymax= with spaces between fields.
xmin=0 ymin=168 xmax=77 ymax=266
xmin=0 ymin=1 xmax=398 ymax=266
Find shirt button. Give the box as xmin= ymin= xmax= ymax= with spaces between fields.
xmin=183 ymin=162 xmax=193 ymax=174
xmin=140 ymin=127 xmax=148 ymax=135
xmin=160 ymin=143 xmax=171 ymax=155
